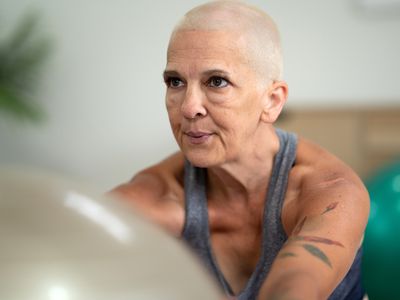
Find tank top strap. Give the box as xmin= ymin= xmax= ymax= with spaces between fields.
xmin=238 ymin=128 xmax=298 ymax=299
xmin=182 ymin=160 xmax=234 ymax=295
xmin=262 ymin=128 xmax=298 ymax=257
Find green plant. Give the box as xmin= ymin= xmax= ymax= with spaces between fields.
xmin=0 ymin=12 xmax=51 ymax=122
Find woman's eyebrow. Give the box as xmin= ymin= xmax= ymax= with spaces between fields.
xmin=163 ymin=69 xmax=232 ymax=80
xmin=163 ymin=70 xmax=180 ymax=79
xmin=202 ymin=69 xmax=230 ymax=77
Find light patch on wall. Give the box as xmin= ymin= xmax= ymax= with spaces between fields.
xmin=48 ymin=285 xmax=69 ymax=300
xmin=356 ymin=0 xmax=400 ymax=11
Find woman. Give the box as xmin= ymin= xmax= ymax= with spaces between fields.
xmin=112 ymin=2 xmax=369 ymax=299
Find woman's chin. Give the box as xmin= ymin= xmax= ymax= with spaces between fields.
xmin=184 ymin=151 xmax=221 ymax=168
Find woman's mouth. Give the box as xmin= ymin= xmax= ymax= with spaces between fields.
xmin=185 ymin=131 xmax=213 ymax=144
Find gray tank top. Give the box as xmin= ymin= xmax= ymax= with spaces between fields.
xmin=182 ymin=128 xmax=364 ymax=300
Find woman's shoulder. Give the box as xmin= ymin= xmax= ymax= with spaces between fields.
xmin=110 ymin=151 xmax=186 ymax=235
xmin=294 ymin=136 xmax=363 ymax=184
xmin=282 ymin=136 xmax=369 ymax=235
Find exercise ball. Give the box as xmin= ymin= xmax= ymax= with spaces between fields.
xmin=0 ymin=166 xmax=222 ymax=300
xmin=362 ymin=161 xmax=400 ymax=300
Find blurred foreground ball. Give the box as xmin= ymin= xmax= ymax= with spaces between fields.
xmin=0 ymin=167 xmax=221 ymax=300
xmin=362 ymin=161 xmax=400 ymax=300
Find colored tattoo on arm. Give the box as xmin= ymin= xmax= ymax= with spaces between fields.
xmin=283 ymin=235 xmax=343 ymax=267
xmin=292 ymin=216 xmax=307 ymax=235
xmin=291 ymin=235 xmax=344 ymax=248
xmin=285 ymin=205 xmax=345 ymax=268
xmin=279 ymin=252 xmax=297 ymax=259
xmin=321 ymin=201 xmax=339 ymax=215
xmin=270 ymin=293 xmax=301 ymax=300
xmin=302 ymin=243 xmax=332 ymax=268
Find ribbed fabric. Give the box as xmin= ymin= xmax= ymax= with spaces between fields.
xmin=182 ymin=128 xmax=364 ymax=300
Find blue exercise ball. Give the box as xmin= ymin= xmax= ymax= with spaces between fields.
xmin=362 ymin=161 xmax=400 ymax=300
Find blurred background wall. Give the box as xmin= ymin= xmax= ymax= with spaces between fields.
xmin=1 ymin=0 xmax=399 ymax=190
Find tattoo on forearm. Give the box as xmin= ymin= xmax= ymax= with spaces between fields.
xmin=291 ymin=235 xmax=344 ymax=247
xmin=322 ymin=201 xmax=339 ymax=215
xmin=302 ymin=243 xmax=332 ymax=268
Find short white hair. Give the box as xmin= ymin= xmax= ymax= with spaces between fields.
xmin=169 ymin=0 xmax=283 ymax=81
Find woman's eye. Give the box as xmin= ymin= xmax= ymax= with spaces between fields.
xmin=208 ymin=76 xmax=228 ymax=88
xmin=167 ymin=77 xmax=184 ymax=88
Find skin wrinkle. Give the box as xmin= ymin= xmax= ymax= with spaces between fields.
xmin=316 ymin=177 xmax=349 ymax=191
xmin=167 ymin=41 xmax=250 ymax=81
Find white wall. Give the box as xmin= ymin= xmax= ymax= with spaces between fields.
xmin=1 ymin=0 xmax=399 ymax=190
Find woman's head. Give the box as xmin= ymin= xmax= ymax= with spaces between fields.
xmin=164 ymin=1 xmax=288 ymax=167
xmin=170 ymin=0 xmax=284 ymax=82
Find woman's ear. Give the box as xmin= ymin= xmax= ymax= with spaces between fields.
xmin=260 ymin=81 xmax=288 ymax=123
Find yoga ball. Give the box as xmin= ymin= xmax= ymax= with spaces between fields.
xmin=362 ymin=161 xmax=400 ymax=300
xmin=0 ymin=167 xmax=221 ymax=300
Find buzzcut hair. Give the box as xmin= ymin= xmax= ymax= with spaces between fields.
xmin=169 ymin=0 xmax=283 ymax=81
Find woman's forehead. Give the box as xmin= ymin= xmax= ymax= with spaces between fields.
xmin=169 ymin=31 xmax=247 ymax=58
xmin=166 ymin=30 xmax=251 ymax=72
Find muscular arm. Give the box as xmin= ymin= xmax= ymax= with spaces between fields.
xmin=258 ymin=140 xmax=370 ymax=300
xmin=109 ymin=152 xmax=186 ymax=236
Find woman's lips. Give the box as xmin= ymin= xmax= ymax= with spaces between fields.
xmin=185 ymin=131 xmax=213 ymax=144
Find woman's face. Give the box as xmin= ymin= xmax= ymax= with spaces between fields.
xmin=164 ymin=30 xmax=270 ymax=168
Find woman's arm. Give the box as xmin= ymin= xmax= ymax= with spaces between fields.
xmin=259 ymin=150 xmax=370 ymax=299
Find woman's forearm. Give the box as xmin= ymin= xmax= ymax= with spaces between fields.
xmin=258 ymin=270 xmax=320 ymax=300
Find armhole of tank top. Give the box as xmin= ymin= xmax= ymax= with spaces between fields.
xmin=276 ymin=130 xmax=298 ymax=241
xmin=181 ymin=159 xmax=191 ymax=238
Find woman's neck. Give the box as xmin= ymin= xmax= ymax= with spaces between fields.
xmin=207 ymin=127 xmax=280 ymax=205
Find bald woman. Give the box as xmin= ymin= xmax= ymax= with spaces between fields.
xmin=112 ymin=1 xmax=369 ymax=299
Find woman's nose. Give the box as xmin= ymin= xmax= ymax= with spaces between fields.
xmin=180 ymin=85 xmax=207 ymax=119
